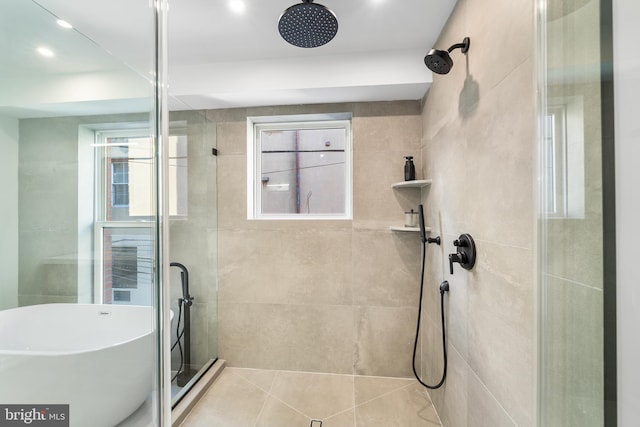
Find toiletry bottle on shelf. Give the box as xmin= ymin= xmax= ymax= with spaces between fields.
xmin=404 ymin=156 xmax=416 ymax=181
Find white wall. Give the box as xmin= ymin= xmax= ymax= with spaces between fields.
xmin=613 ymin=0 xmax=640 ymax=424
xmin=0 ymin=116 xmax=19 ymax=310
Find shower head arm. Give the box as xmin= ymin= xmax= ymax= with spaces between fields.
xmin=447 ymin=37 xmax=470 ymax=54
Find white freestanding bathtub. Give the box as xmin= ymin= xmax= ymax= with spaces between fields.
xmin=0 ymin=304 xmax=155 ymax=427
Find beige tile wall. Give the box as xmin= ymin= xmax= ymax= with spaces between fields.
xmin=420 ymin=0 xmax=536 ymax=426
xmin=213 ymin=101 xmax=426 ymax=378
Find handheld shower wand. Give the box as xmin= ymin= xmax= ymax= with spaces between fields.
xmin=413 ymin=204 xmax=448 ymax=389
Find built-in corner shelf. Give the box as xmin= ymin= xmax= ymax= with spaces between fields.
xmin=391 ymin=179 xmax=432 ymax=189
xmin=389 ymin=179 xmax=432 ymax=232
xmin=389 ymin=225 xmax=432 ymax=233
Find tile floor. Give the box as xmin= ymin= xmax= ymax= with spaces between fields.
xmin=180 ymin=367 xmax=442 ymax=427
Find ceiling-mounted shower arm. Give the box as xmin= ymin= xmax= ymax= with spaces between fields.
xmin=447 ymin=37 xmax=470 ymax=54
xmin=424 ymin=36 xmax=470 ymax=75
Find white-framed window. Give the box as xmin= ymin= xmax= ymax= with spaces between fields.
xmin=543 ymin=106 xmax=567 ymax=217
xmin=543 ymin=98 xmax=585 ymax=219
xmin=247 ymin=113 xmax=352 ymax=220
xmin=111 ymin=160 xmax=130 ymax=207
xmin=93 ymin=128 xmax=188 ymax=305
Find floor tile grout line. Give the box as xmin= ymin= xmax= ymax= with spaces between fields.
xmin=263 ymin=369 xmax=319 ymax=421
xmin=319 ymin=404 xmax=357 ymax=424
xmin=228 ymin=366 xmax=416 ymax=382
xmin=325 ymin=376 xmax=443 ymax=427
xmin=313 ymin=375 xmax=358 ymax=424
xmin=252 ymin=369 xmax=280 ymax=427
xmin=266 ymin=369 xmax=279 ymax=395
xmin=225 ymin=369 xmax=269 ymax=393
xmin=267 ymin=369 xmax=355 ymax=422
xmin=352 ymin=379 xmax=421 ymax=409
xmin=425 ymin=388 xmax=444 ymax=427
xmin=188 ymin=368 xmax=443 ymax=427
xmin=264 ymin=391 xmax=315 ymax=421
xmin=251 ymin=394 xmax=269 ymax=427
xmin=217 ymin=370 xmax=268 ymax=427
xmin=212 ymin=368 xmax=434 ymax=426
xmin=229 ymin=369 xmax=313 ymax=427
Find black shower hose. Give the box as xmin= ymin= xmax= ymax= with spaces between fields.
xmin=171 ymin=299 xmax=185 ymax=383
xmin=412 ymin=239 xmax=448 ymax=389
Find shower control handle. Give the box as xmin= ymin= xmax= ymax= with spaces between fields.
xmin=448 ymin=233 xmax=476 ymax=274
xmin=449 ymin=253 xmax=466 ymax=274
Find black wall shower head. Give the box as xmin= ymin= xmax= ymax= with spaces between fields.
xmin=424 ymin=37 xmax=470 ymax=75
xmin=278 ymin=0 xmax=338 ymax=48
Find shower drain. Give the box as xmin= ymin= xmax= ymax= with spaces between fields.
xmin=310 ymin=420 xmax=322 ymax=427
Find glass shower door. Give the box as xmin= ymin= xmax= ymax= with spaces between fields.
xmin=0 ymin=0 xmax=166 ymax=425
xmin=166 ymin=109 xmax=219 ymax=407
xmin=537 ymin=0 xmax=614 ymax=425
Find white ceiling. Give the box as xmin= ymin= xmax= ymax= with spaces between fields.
xmin=1 ymin=0 xmax=457 ymax=117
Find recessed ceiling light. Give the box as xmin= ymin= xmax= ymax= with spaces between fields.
xmin=229 ymin=0 xmax=246 ymax=14
xmin=37 ymin=47 xmax=54 ymax=57
xmin=56 ymin=19 xmax=73 ymax=29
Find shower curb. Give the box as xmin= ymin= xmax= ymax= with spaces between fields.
xmin=171 ymin=359 xmax=226 ymax=426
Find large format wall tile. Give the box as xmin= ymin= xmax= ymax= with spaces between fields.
xmin=423 ymin=343 xmax=468 ymax=427
xmin=467 ymin=369 xmax=518 ymax=427
xmin=352 ymin=150 xmax=423 ymax=226
xmin=216 ymin=102 xmax=424 ymax=380
xmin=352 ymin=115 xmax=421 ymax=153
xmin=216 ymin=153 xmax=247 ymax=230
xmin=219 ymin=302 xmax=355 ymax=374
xmin=352 ymin=229 xmax=420 ymax=308
xmin=420 ymin=0 xmax=536 ymax=424
xmin=218 ymin=229 xmax=352 ymax=306
xmin=354 ymin=306 xmax=417 ymax=377
xmin=466 ymin=241 xmax=534 ymax=427
xmin=461 ymin=0 xmax=533 ymax=94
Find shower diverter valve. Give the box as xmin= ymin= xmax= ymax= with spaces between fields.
xmin=448 ymin=233 xmax=476 ymax=274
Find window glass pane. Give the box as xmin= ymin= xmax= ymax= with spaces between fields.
xmin=101 ymin=133 xmax=186 ymax=220
xmin=101 ymin=136 xmax=153 ymax=221
xmin=113 ymin=290 xmax=131 ymax=302
xmin=252 ymin=118 xmax=351 ymax=219
xmin=112 ymin=184 xmax=129 ymax=206
xmin=168 ymin=135 xmax=188 ymax=216
xmin=102 ymin=227 xmax=153 ymax=305
xmin=112 ymin=246 xmax=138 ymax=289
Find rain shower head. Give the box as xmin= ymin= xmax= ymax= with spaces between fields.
xmin=278 ymin=0 xmax=338 ymax=48
xmin=424 ymin=37 xmax=470 ymax=75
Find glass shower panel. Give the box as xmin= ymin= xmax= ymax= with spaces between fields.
xmin=0 ymin=0 xmax=163 ymax=426
xmin=538 ymin=0 xmax=609 ymax=425
xmin=167 ymin=109 xmax=218 ymax=406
